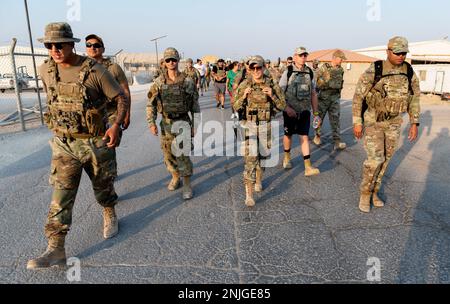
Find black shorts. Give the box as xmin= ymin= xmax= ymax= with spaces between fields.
xmin=283 ymin=110 xmax=311 ymax=136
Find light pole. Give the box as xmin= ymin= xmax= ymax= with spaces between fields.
xmin=24 ymin=0 xmax=44 ymax=125
xmin=151 ymin=35 xmax=167 ymax=66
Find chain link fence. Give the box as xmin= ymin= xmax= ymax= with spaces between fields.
xmin=0 ymin=39 xmax=47 ymax=132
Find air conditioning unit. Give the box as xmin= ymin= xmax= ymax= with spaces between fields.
xmin=346 ymin=63 xmax=352 ymax=70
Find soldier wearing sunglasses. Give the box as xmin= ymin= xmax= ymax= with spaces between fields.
xmin=27 ymin=23 xmax=129 ymax=270
xmin=85 ymin=34 xmax=131 ymax=132
xmin=234 ymin=56 xmax=286 ymax=207
xmin=147 ymin=48 xmax=200 ymax=200
xmin=352 ymin=36 xmax=421 ymax=213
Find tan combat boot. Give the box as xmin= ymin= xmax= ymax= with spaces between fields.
xmin=103 ymin=206 xmax=119 ymax=239
xmin=359 ymin=192 xmax=372 ymax=213
xmin=182 ymin=176 xmax=193 ymax=200
xmin=304 ymin=159 xmax=320 ymax=177
xmin=27 ymin=236 xmax=66 ymax=270
xmin=245 ymin=182 xmax=256 ymax=207
xmin=168 ymin=172 xmax=180 ymax=191
xmin=255 ymin=168 xmax=263 ymax=193
xmin=335 ymin=141 xmax=347 ymax=150
xmin=313 ymin=135 xmax=321 ymax=146
xmin=283 ymin=152 xmax=293 ymax=169
xmin=372 ymin=192 xmax=385 ymax=208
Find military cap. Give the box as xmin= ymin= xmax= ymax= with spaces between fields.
xmin=265 ymin=59 xmax=271 ymax=64
xmin=249 ymin=55 xmax=265 ymax=67
xmin=295 ymin=47 xmax=309 ymax=56
xmin=163 ymin=47 xmax=180 ymax=61
xmin=332 ymin=50 xmax=347 ymax=60
xmin=85 ymin=34 xmax=104 ymax=47
xmin=388 ymin=36 xmax=409 ymax=53
xmin=186 ymin=58 xmax=194 ymax=64
xmin=38 ymin=22 xmax=80 ymax=43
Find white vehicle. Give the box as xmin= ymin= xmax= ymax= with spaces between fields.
xmin=0 ymin=74 xmax=28 ymax=93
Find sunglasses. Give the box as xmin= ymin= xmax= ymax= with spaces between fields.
xmin=250 ymin=66 xmax=263 ymax=71
xmin=44 ymin=43 xmax=66 ymax=50
xmin=86 ymin=42 xmax=103 ymax=49
xmin=165 ymin=58 xmax=178 ymax=63
xmin=297 ymin=54 xmax=308 ymax=58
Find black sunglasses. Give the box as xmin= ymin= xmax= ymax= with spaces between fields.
xmin=389 ymin=49 xmax=407 ymax=57
xmin=250 ymin=66 xmax=263 ymax=71
xmin=86 ymin=42 xmax=103 ymax=49
xmin=44 ymin=43 xmax=65 ymax=50
xmin=165 ymin=58 xmax=178 ymax=63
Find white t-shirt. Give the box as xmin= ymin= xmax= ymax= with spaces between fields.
xmin=194 ymin=63 xmax=206 ymax=77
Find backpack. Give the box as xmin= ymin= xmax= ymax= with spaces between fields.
xmin=361 ymin=60 xmax=414 ymax=120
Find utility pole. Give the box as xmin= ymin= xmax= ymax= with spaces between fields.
xmin=151 ymin=35 xmax=167 ymax=65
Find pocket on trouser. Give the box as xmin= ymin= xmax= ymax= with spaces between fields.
xmin=91 ymin=137 xmax=118 ymax=180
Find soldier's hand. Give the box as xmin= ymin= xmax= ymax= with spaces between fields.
xmin=408 ymin=124 xmax=419 ymax=142
xmin=150 ymin=125 xmax=159 ymax=136
xmin=353 ymin=124 xmax=364 ymax=140
xmin=262 ymin=87 xmax=273 ymax=98
xmin=285 ymin=106 xmax=297 ymax=118
xmin=104 ymin=123 xmax=120 ymax=149
xmin=244 ymin=87 xmax=252 ymax=97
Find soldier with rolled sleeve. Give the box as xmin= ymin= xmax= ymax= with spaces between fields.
xmin=27 ymin=22 xmax=129 ymax=270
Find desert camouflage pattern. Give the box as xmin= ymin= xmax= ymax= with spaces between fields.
xmin=45 ymin=136 xmax=118 ymax=238
xmin=147 ymin=71 xmax=200 ymax=177
xmin=44 ymin=57 xmax=108 ymax=138
xmin=352 ymin=61 xmax=420 ymax=126
xmin=353 ymin=60 xmax=421 ymax=194
xmin=234 ymin=75 xmax=286 ymax=182
xmin=316 ymin=63 xmax=345 ymax=141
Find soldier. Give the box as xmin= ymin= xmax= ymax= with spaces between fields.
xmin=279 ymin=47 xmax=321 ymax=176
xmin=153 ymin=58 xmax=166 ymax=80
xmin=233 ymin=56 xmax=286 ymax=207
xmin=313 ymin=50 xmax=347 ymax=150
xmin=27 ymin=22 xmax=129 ymax=270
xmin=267 ymin=59 xmax=282 ymax=84
xmin=184 ymin=58 xmax=201 ymax=91
xmin=85 ymin=34 xmax=131 ymax=132
xmin=353 ymin=37 xmax=420 ymax=213
xmin=147 ymin=47 xmax=200 ymax=200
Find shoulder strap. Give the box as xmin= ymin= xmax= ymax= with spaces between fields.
xmin=374 ymin=60 xmax=383 ymax=86
xmin=79 ymin=56 xmax=96 ymax=84
xmin=404 ymin=61 xmax=414 ymax=94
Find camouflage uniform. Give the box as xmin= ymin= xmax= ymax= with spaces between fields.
xmin=316 ymin=62 xmax=345 ymax=143
xmin=183 ymin=66 xmax=201 ymax=88
xmin=353 ymin=37 xmax=420 ymax=211
xmin=147 ymin=66 xmax=200 ymax=178
xmin=234 ymin=57 xmax=286 ymax=185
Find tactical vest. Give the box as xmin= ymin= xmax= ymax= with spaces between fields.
xmin=44 ymin=56 xmax=107 ymax=138
xmin=102 ymin=58 xmax=114 ymax=70
xmin=323 ymin=63 xmax=344 ymax=90
xmin=245 ymin=78 xmax=275 ymax=123
xmin=285 ymin=66 xmax=313 ymax=113
xmin=158 ymin=72 xmax=189 ymax=117
xmin=366 ymin=61 xmax=414 ymax=121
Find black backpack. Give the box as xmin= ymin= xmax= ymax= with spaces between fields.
xmin=236 ymin=69 xmax=248 ymax=121
xmin=284 ymin=65 xmax=314 ymax=93
xmin=361 ymin=60 xmax=414 ymax=120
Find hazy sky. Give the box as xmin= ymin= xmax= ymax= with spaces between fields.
xmin=1 ymin=0 xmax=449 ymax=60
